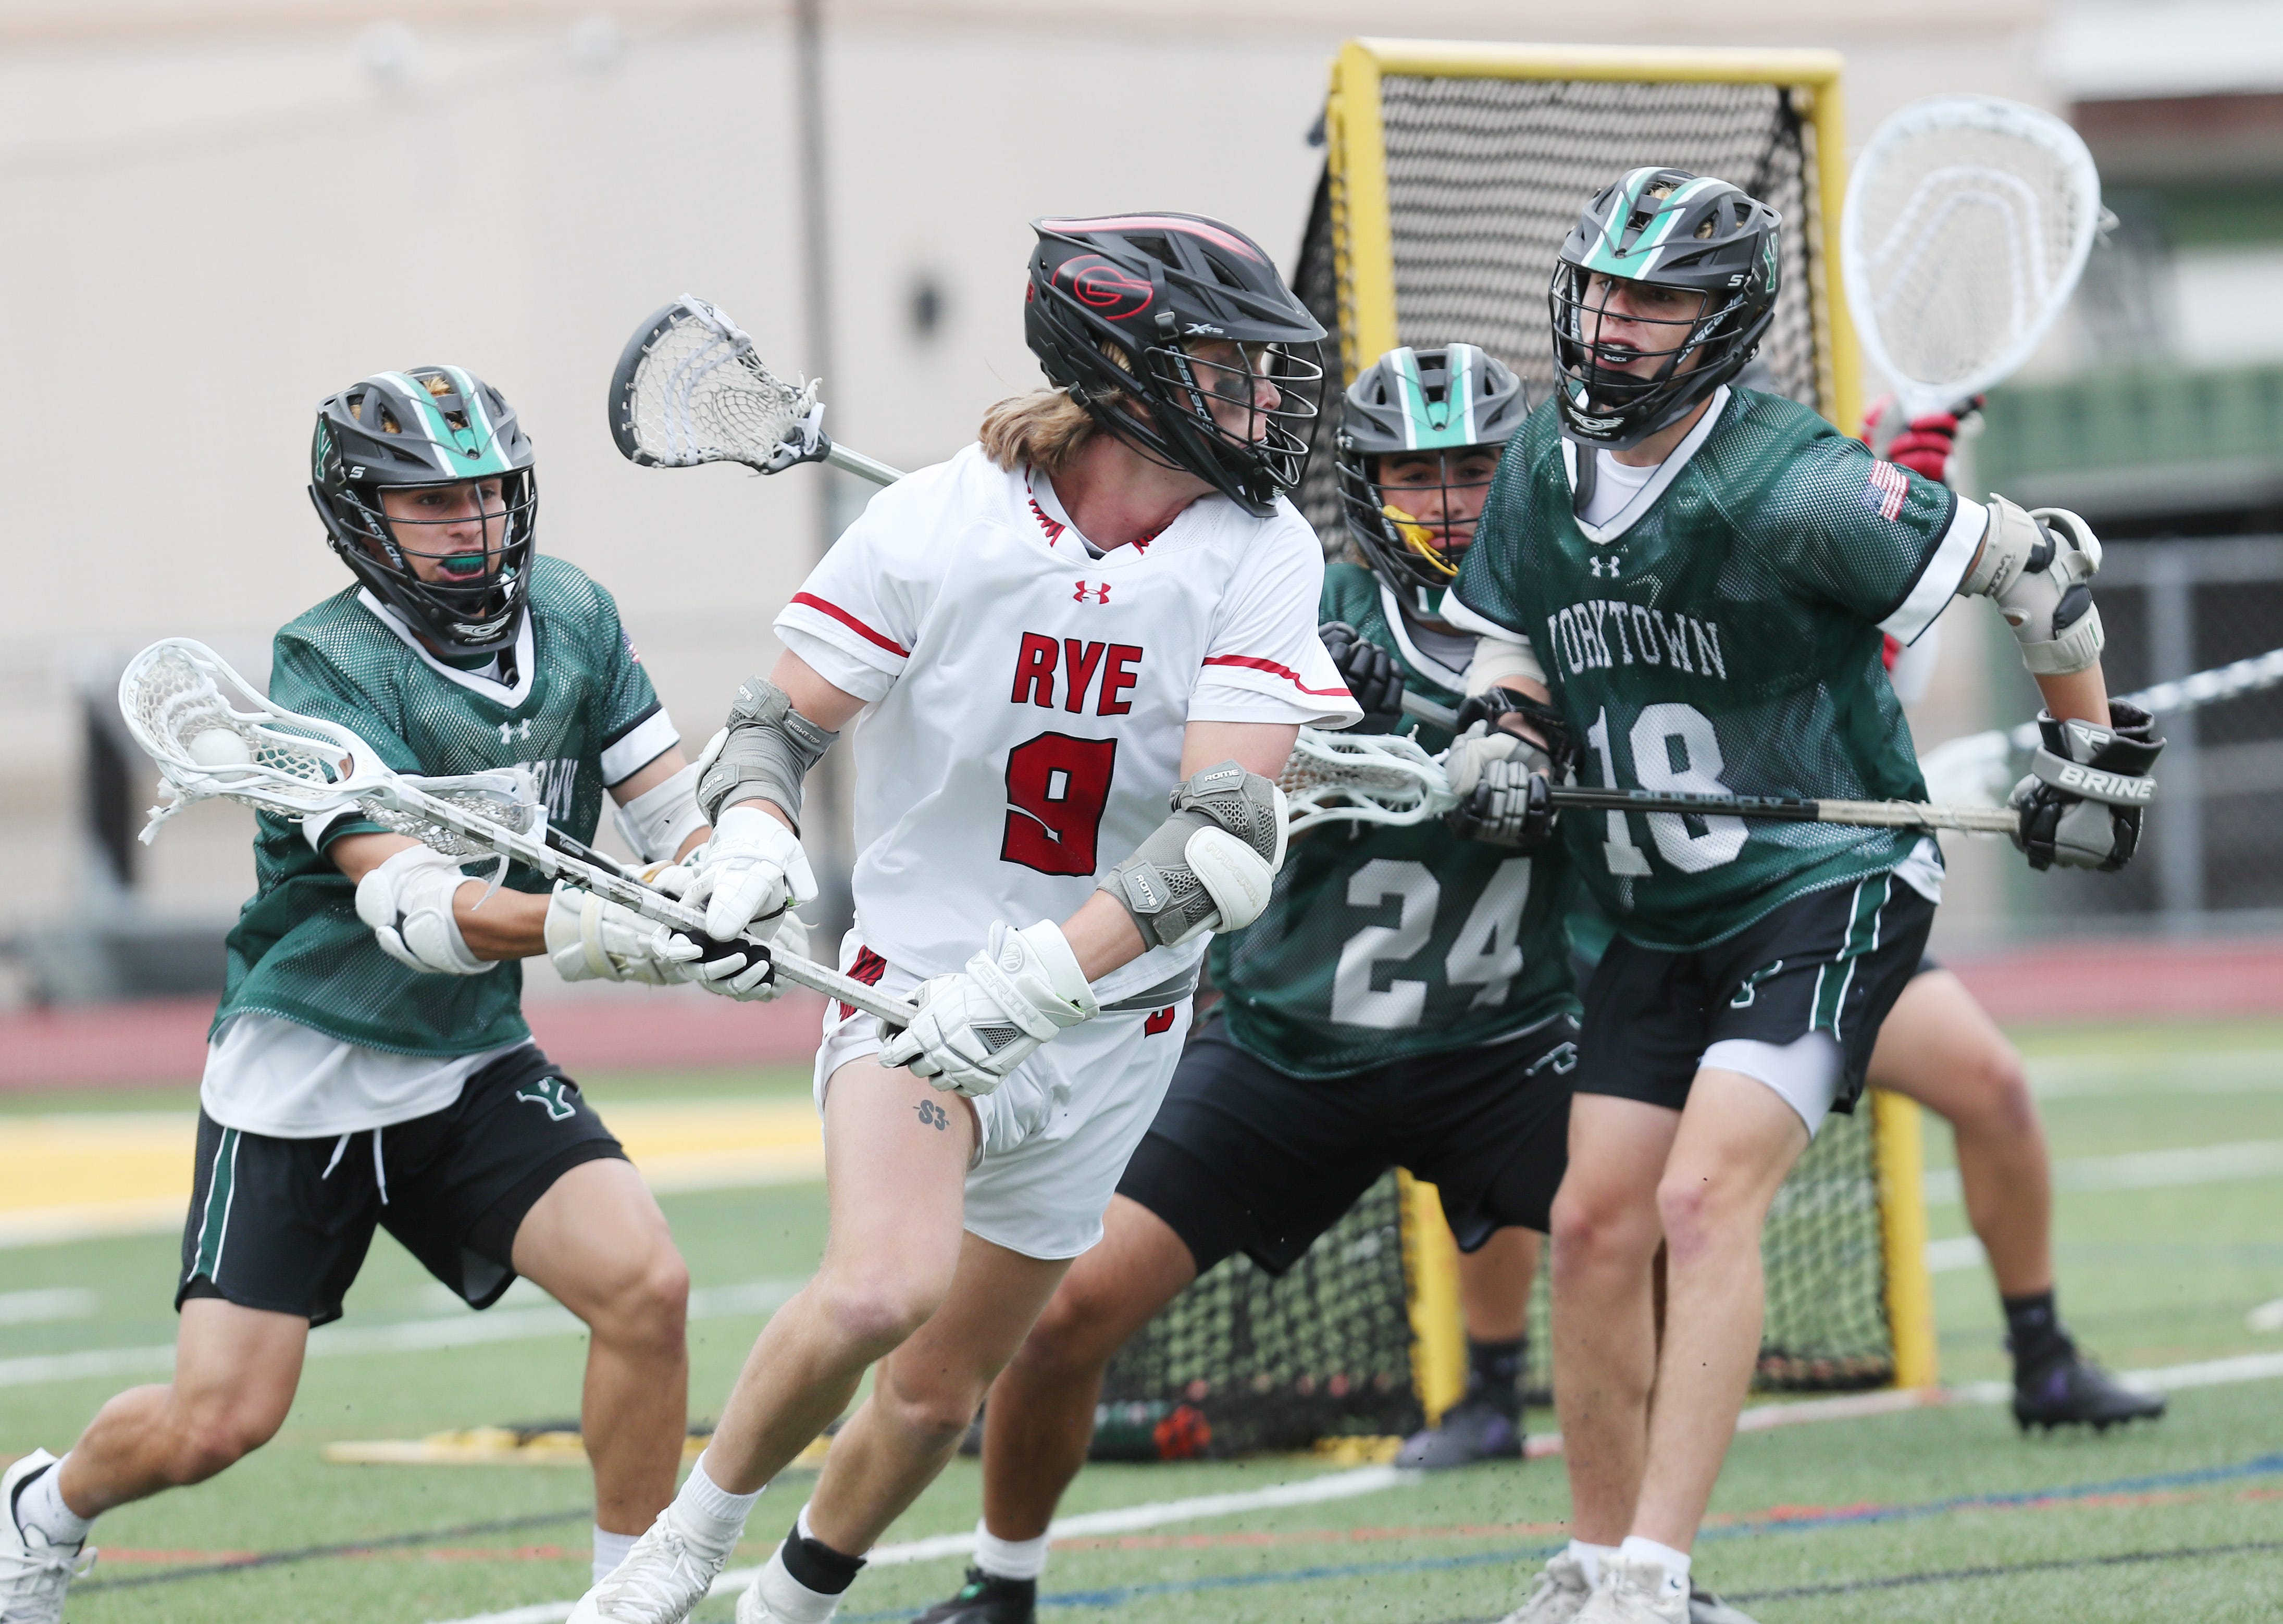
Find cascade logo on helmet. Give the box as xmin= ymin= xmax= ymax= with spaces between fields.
xmin=1549 ymin=167 xmax=1783 ymax=452
xmin=1335 ymin=344 xmax=1530 ymax=618
xmin=1024 ymin=211 xmax=1327 ymax=517
xmin=308 ymin=365 xmax=539 ymax=657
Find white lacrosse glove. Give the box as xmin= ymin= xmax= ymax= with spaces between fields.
xmin=680 ymin=804 xmax=817 ymax=943
xmin=355 ymin=845 xmax=494 ymax=976
xmin=545 ymin=864 xmax=713 ymax=986
xmin=876 ymin=921 xmax=1099 ymax=1097
xmin=1444 ymin=720 xmax=1557 ymax=797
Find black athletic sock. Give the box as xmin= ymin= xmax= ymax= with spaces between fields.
xmin=2002 ymin=1290 xmax=2069 ymax=1372
xmin=1463 ymin=1336 xmax=1527 ymax=1413
xmin=780 ymin=1518 xmax=867 ymax=1596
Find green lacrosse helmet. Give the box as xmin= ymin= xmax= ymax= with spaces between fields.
xmin=1335 ymin=343 xmax=1530 ymax=614
xmin=310 ymin=366 xmax=539 ymax=656
xmin=1549 ymin=168 xmax=1781 ymax=451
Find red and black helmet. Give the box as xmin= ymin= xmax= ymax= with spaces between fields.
xmin=1025 ymin=213 xmax=1326 ymax=517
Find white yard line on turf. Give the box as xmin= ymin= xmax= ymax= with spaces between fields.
xmin=428 ymin=1467 xmax=1414 ymax=1624
xmin=0 ymin=1279 xmax=803 ymax=1390
xmin=1923 ymin=1138 xmax=2283 ymax=1204
xmin=437 ymin=1342 xmax=2283 ymax=1624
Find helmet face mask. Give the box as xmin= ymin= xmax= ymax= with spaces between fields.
xmin=311 ymin=367 xmax=538 ymax=656
xmin=1026 ymin=213 xmax=1328 ymax=517
xmin=1549 ymin=168 xmax=1782 ymax=452
xmin=1335 ymin=344 xmax=1531 ymax=616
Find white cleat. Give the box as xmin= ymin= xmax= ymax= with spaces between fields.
xmin=1497 ymin=1551 xmax=1596 ymax=1624
xmin=0 ymin=1452 xmax=94 ymax=1624
xmin=734 ymin=1544 xmax=841 ymax=1623
xmin=565 ymin=1510 xmax=725 ymax=1624
xmin=1574 ymin=1557 xmax=1689 ymax=1624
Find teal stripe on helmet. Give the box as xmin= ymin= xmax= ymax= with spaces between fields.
xmin=1576 ymin=171 xmax=1723 ymax=279
xmin=380 ymin=369 xmax=515 ymax=479
xmin=1388 ymin=344 xmax=1483 ymax=451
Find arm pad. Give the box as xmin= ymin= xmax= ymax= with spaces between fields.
xmin=1101 ymin=761 xmax=1289 ymax=950
xmin=611 ymin=761 xmax=706 ymax=863
xmin=1465 ymin=634 xmax=1546 ymax=695
xmin=695 ymin=677 xmax=840 ymax=830
xmin=1959 ymin=495 xmax=2105 ymax=676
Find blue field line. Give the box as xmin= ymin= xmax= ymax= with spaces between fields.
xmin=835 ymin=1452 xmax=2283 ymax=1619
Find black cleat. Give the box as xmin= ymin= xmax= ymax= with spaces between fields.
xmin=1396 ymin=1392 xmax=1523 ymax=1469
xmin=1690 ymin=1581 xmax=1763 ymax=1623
xmin=911 ymin=1567 xmax=1036 ymax=1623
xmin=2012 ymin=1341 xmax=2167 ymax=1432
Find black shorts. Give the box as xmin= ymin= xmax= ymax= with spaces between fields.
xmin=1575 ymin=873 xmax=1937 ymax=1117
xmin=177 ymin=1045 xmax=624 ymax=1326
xmin=1115 ymin=1014 xmax=1577 ymax=1275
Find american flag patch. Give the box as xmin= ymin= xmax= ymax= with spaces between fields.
xmin=1863 ymin=460 xmax=1909 ymax=522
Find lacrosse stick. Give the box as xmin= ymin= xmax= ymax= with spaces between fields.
xmin=1843 ymin=95 xmax=2102 ymax=439
xmin=1286 ymin=727 xmax=2021 ymax=836
xmin=1919 ymin=643 xmax=2283 ymax=810
xmin=119 ymin=639 xmax=918 ymax=1028
xmin=610 ymin=296 xmax=903 ymax=486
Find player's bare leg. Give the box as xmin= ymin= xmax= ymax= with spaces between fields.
xmin=1400 ymin=1226 xmax=1541 ymax=1469
xmin=513 ymin=1158 xmax=692 ymax=1546
xmin=1628 ymin=1069 xmax=1808 ymax=1552
xmin=1867 ymin=970 xmax=2162 ymax=1431
xmin=806 ymin=1234 xmax=1069 ymax=1554
xmin=710 ymin=1060 xmax=978 ymax=1495
xmin=55 ymin=1298 xmax=305 ymax=1515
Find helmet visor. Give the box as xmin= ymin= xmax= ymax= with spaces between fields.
xmin=1143 ymin=337 xmax=1325 ymax=492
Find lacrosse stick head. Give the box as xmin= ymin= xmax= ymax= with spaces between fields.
xmin=610 ymin=296 xmax=826 ymax=476
xmin=1280 ymin=728 xmax=1458 ymax=835
xmin=1842 ymin=95 xmax=2102 ymax=421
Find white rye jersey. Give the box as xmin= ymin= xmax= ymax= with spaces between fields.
xmin=775 ymin=443 xmax=1360 ymax=1007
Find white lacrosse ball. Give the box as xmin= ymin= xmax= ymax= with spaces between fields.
xmin=186 ymin=728 xmax=254 ymax=768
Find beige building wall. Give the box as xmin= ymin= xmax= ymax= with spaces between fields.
xmin=0 ymin=0 xmax=2049 ymax=984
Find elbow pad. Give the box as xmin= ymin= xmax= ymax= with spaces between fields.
xmin=1465 ymin=634 xmax=1545 ymax=696
xmin=694 ymin=677 xmax=839 ymax=830
xmin=1101 ymin=761 xmax=1289 ymax=950
xmin=612 ymin=761 xmax=706 ymax=863
xmin=1959 ymin=495 xmax=2105 ymax=676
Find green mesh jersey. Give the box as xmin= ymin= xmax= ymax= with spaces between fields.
xmin=1455 ymin=390 xmax=1965 ymax=952
xmin=1210 ymin=562 xmax=1577 ymax=1079
xmin=214 ymin=557 xmax=672 ymax=1056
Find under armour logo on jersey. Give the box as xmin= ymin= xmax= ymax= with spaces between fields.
xmin=1589 ymin=556 xmax=1622 ymax=579
xmin=1073 ymin=580 xmax=1112 ymax=604
xmin=514 ymin=1077 xmax=579 ymax=1121
xmin=498 ymin=718 xmax=533 ymax=744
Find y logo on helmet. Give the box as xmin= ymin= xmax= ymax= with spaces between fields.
xmin=1059 ymin=256 xmax=1153 ymax=318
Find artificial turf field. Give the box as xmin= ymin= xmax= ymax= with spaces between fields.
xmin=4 ymin=1019 xmax=2281 ymax=1623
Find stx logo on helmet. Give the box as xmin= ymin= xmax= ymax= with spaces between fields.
xmin=1057 ymin=255 xmax=1153 ymax=318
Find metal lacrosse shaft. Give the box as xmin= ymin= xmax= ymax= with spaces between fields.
xmin=358 ymin=780 xmax=916 ymax=1027
xmin=822 ymin=440 xmax=903 ymax=485
xmin=1547 ymin=783 xmax=2019 ymax=834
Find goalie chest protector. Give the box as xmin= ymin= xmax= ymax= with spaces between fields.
xmin=773 ymin=444 xmax=1357 ymax=1009
xmin=1455 ymin=390 xmax=1971 ymax=952
xmin=1212 ymin=563 xmax=1578 ymax=1078
xmin=215 ymin=557 xmax=673 ymax=1056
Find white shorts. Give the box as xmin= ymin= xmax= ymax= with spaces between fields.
xmin=811 ymin=933 xmax=1194 ymax=1260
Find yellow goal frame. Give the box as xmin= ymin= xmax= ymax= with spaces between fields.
xmin=1320 ymin=39 xmax=1940 ymax=1420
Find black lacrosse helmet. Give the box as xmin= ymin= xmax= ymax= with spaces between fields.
xmin=1025 ymin=212 xmax=1327 ymax=517
xmin=1549 ymin=169 xmax=1782 ymax=451
xmin=1336 ymin=344 xmax=1531 ymax=614
xmin=310 ymin=366 xmax=538 ymax=656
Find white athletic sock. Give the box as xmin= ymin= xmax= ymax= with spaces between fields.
xmin=1566 ymin=1539 xmax=1618 ymax=1586
xmin=1617 ymin=1534 xmax=1691 ymax=1598
xmin=671 ymin=1453 xmax=763 ymax=1563
xmin=973 ymin=1520 xmax=1050 ymax=1581
xmin=14 ymin=1458 xmax=91 ymax=1547
xmin=592 ymin=1525 xmax=639 ymax=1585
xmin=755 ymin=1543 xmax=844 ymax=1623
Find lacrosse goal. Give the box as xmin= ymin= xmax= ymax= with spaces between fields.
xmin=1098 ymin=40 xmax=1937 ymax=1454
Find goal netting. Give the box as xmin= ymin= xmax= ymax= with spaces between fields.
xmin=1098 ymin=42 xmax=1933 ymax=1451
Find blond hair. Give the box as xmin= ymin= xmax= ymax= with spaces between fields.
xmin=977 ymin=387 xmax=1104 ymax=477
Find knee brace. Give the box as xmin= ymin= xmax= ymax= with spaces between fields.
xmin=1101 ymin=761 xmax=1288 ymax=950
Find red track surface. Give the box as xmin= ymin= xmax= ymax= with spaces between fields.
xmin=1 ymin=935 xmax=2275 ymax=1093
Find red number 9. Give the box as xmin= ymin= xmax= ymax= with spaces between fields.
xmin=1001 ymin=732 xmax=1118 ymax=877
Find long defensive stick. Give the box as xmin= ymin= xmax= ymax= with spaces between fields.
xmin=1546 ymin=783 xmax=2017 ymax=835
xmin=119 ymin=640 xmax=917 ymax=1029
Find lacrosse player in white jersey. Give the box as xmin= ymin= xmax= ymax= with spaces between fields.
xmin=569 ymin=213 xmax=1356 ymax=1624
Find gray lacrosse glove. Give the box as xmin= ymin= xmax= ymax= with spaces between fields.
xmin=2008 ymin=701 xmax=2162 ymax=872
xmin=1446 ymin=757 xmax=1559 ymax=850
